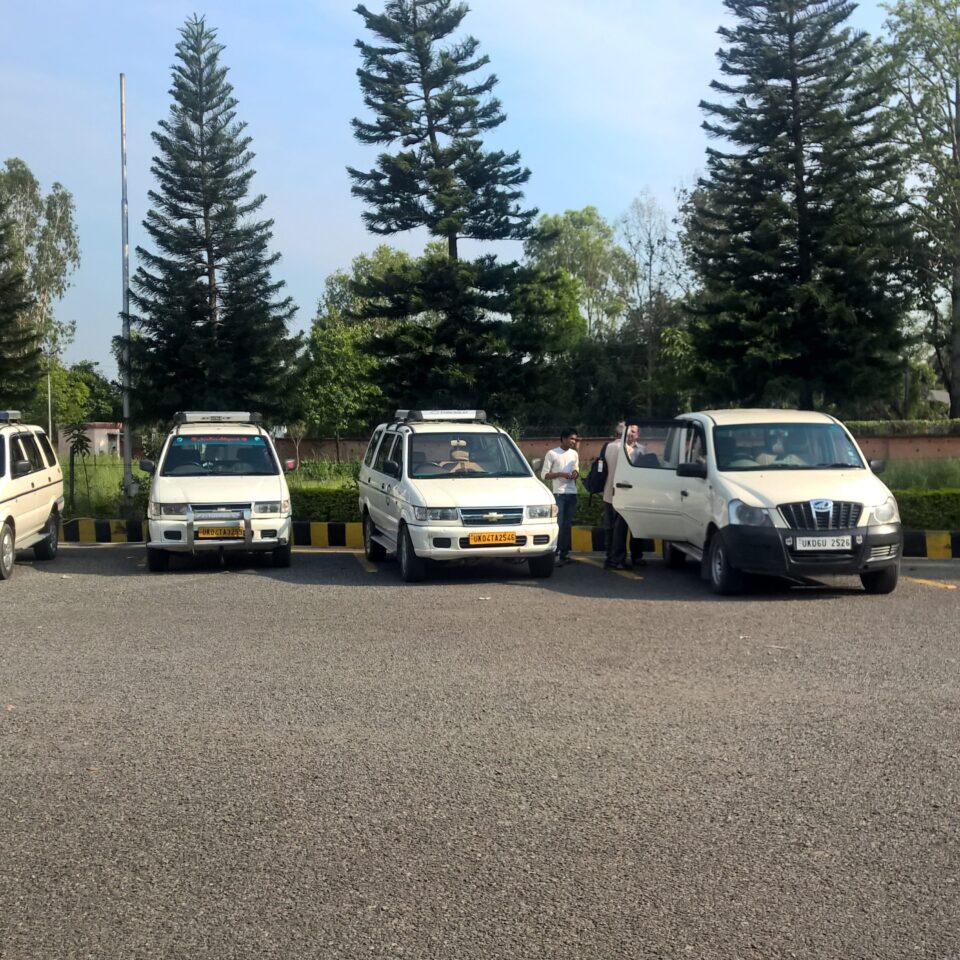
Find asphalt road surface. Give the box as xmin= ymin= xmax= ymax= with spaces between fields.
xmin=2 ymin=545 xmax=959 ymax=959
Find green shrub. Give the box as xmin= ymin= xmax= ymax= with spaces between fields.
xmin=847 ymin=419 xmax=960 ymax=437
xmin=290 ymin=458 xmax=361 ymax=485
xmin=291 ymin=485 xmax=361 ymax=522
xmin=892 ymin=489 xmax=960 ymax=531
xmin=881 ymin=459 xmax=960 ymax=490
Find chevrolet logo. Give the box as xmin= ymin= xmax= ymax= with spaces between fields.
xmin=483 ymin=512 xmax=505 ymax=521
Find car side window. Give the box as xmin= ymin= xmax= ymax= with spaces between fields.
xmin=373 ymin=432 xmax=397 ymax=474
xmin=364 ymin=428 xmax=384 ymax=467
xmin=34 ymin=431 xmax=58 ymax=468
xmin=0 ymin=436 xmax=6 ymax=477
xmin=19 ymin=434 xmax=45 ymax=472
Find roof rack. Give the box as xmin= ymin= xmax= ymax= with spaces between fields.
xmin=174 ymin=411 xmax=263 ymax=425
xmin=0 ymin=410 xmax=22 ymax=423
xmin=394 ymin=409 xmax=486 ymax=423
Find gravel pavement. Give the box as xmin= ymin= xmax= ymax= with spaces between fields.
xmin=1 ymin=545 xmax=959 ymax=959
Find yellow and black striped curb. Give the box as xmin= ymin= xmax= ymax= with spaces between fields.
xmin=58 ymin=520 xmax=960 ymax=559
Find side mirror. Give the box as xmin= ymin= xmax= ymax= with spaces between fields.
xmin=284 ymin=458 xmax=298 ymax=472
xmin=532 ymin=457 xmax=543 ymax=472
xmin=12 ymin=459 xmax=32 ymax=478
xmin=869 ymin=459 xmax=886 ymax=475
xmin=139 ymin=458 xmax=156 ymax=475
xmin=384 ymin=459 xmax=401 ymax=479
xmin=677 ymin=461 xmax=708 ymax=479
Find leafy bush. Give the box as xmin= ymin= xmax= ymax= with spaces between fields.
xmin=846 ymin=419 xmax=960 ymax=437
xmin=290 ymin=458 xmax=361 ymax=484
xmin=291 ymin=486 xmax=361 ymax=522
xmin=893 ymin=489 xmax=960 ymax=531
xmin=882 ymin=459 xmax=960 ymax=490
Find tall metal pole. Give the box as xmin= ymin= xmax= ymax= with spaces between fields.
xmin=120 ymin=73 xmax=133 ymax=511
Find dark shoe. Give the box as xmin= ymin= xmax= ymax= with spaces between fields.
xmin=555 ymin=554 xmax=569 ymax=566
xmin=604 ymin=561 xmax=629 ymax=571
xmin=632 ymin=557 xmax=647 ymax=567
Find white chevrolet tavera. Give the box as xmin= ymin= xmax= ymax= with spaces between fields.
xmin=613 ymin=410 xmax=903 ymax=595
xmin=359 ymin=410 xmax=559 ymax=581
xmin=141 ymin=412 xmax=295 ymax=572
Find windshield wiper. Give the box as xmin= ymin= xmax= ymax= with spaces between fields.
xmin=813 ymin=462 xmax=861 ymax=469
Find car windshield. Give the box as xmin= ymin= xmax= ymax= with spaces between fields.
xmin=160 ymin=434 xmax=279 ymax=476
xmin=713 ymin=423 xmax=864 ymax=471
xmin=408 ymin=431 xmax=532 ymax=479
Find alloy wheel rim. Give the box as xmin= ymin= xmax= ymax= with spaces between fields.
xmin=712 ymin=546 xmax=724 ymax=583
xmin=2 ymin=531 xmax=12 ymax=572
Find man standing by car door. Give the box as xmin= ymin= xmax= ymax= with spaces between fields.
xmin=541 ymin=429 xmax=579 ymax=566
xmin=604 ymin=422 xmax=647 ymax=569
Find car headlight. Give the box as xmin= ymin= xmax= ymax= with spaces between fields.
xmin=151 ymin=501 xmax=188 ymax=518
xmin=413 ymin=506 xmax=459 ymax=522
xmin=872 ymin=497 xmax=899 ymax=524
xmin=526 ymin=504 xmax=558 ymax=519
xmin=728 ymin=499 xmax=773 ymax=526
xmin=254 ymin=501 xmax=283 ymax=515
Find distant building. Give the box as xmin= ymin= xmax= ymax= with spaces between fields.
xmin=56 ymin=422 xmax=124 ymax=457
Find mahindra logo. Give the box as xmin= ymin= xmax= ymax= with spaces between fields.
xmin=811 ymin=499 xmax=833 ymax=513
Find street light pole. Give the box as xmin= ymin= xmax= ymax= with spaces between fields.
xmin=120 ymin=73 xmax=133 ymax=513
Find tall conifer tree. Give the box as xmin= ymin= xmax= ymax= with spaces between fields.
xmin=0 ymin=205 xmax=41 ymax=407
xmin=349 ymin=0 xmax=536 ymax=260
xmin=128 ymin=15 xmax=299 ymax=423
xmin=685 ymin=0 xmax=914 ymax=409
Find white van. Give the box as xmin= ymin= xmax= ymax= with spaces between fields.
xmin=613 ymin=410 xmax=903 ymax=594
xmin=359 ymin=410 xmax=558 ymax=581
xmin=0 ymin=411 xmax=64 ymax=580
xmin=140 ymin=412 xmax=295 ymax=572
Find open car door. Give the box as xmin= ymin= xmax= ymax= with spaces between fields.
xmin=612 ymin=419 xmax=698 ymax=542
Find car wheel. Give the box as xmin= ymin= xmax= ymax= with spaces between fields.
xmin=0 ymin=521 xmax=15 ymax=580
xmin=364 ymin=513 xmax=386 ymax=561
xmin=33 ymin=512 xmax=59 ymax=561
xmin=273 ymin=544 xmax=292 ymax=568
xmin=528 ymin=553 xmax=555 ymax=578
xmin=860 ymin=564 xmax=899 ymax=595
xmin=146 ymin=548 xmax=170 ymax=573
xmin=708 ymin=533 xmax=743 ymax=595
xmin=398 ymin=524 xmax=426 ymax=583
xmin=663 ymin=541 xmax=687 ymax=569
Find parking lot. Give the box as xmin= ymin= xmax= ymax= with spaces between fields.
xmin=2 ymin=545 xmax=959 ymax=959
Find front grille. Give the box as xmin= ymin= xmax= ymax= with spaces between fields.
xmin=191 ymin=502 xmax=249 ymax=521
xmin=533 ymin=535 xmax=551 ymax=545
xmin=459 ymin=535 xmax=527 ymax=548
xmin=779 ymin=501 xmax=862 ymax=530
xmin=460 ymin=507 xmax=525 ymax=526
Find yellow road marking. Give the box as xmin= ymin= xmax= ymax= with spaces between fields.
xmin=905 ymin=577 xmax=958 ymax=591
xmin=574 ymin=555 xmax=644 ymax=580
xmin=354 ymin=554 xmax=377 ymax=573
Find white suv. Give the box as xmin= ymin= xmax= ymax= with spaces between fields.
xmin=613 ymin=410 xmax=903 ymax=595
xmin=359 ymin=410 xmax=558 ymax=581
xmin=140 ymin=412 xmax=295 ymax=572
xmin=0 ymin=411 xmax=64 ymax=580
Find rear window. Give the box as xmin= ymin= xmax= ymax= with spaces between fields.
xmin=35 ymin=431 xmax=58 ymax=467
xmin=160 ymin=434 xmax=278 ymax=477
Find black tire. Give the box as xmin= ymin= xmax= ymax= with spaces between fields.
xmin=708 ymin=532 xmax=744 ymax=595
xmin=364 ymin=512 xmax=386 ymax=561
xmin=33 ymin=512 xmax=59 ymax=561
xmin=146 ymin=548 xmax=170 ymax=573
xmin=273 ymin=543 xmax=292 ymax=568
xmin=0 ymin=521 xmax=14 ymax=580
xmin=663 ymin=541 xmax=687 ymax=569
xmin=528 ymin=553 xmax=555 ymax=579
xmin=861 ymin=564 xmax=899 ymax=595
xmin=398 ymin=524 xmax=426 ymax=583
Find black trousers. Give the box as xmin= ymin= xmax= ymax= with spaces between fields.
xmin=604 ymin=502 xmax=643 ymax=564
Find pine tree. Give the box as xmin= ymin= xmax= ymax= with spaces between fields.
xmin=349 ymin=0 xmax=536 ymax=260
xmin=685 ymin=0 xmax=914 ymax=410
xmin=127 ymin=15 xmax=300 ymax=424
xmin=0 ymin=205 xmax=41 ymax=408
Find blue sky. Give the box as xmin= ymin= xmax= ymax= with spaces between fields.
xmin=2 ymin=0 xmax=888 ymax=375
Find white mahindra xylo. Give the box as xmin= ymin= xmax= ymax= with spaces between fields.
xmin=612 ymin=410 xmax=903 ymax=595
xmin=141 ymin=412 xmax=295 ymax=572
xmin=359 ymin=410 xmax=559 ymax=581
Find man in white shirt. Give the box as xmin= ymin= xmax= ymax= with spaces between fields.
xmin=541 ymin=428 xmax=580 ymax=565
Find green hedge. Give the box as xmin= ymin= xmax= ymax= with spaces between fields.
xmin=846 ymin=419 xmax=960 ymax=437
xmin=290 ymin=484 xmax=960 ymax=531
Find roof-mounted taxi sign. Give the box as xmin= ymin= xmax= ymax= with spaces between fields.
xmin=394 ymin=409 xmax=486 ymax=422
xmin=174 ymin=411 xmax=263 ymax=425
xmin=0 ymin=411 xmax=22 ymax=423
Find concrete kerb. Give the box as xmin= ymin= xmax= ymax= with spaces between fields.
xmin=57 ymin=520 xmax=960 ymax=559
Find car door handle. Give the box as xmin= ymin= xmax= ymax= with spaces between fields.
xmin=616 ymin=482 xmax=632 ymax=489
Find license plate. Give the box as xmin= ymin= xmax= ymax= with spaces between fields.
xmin=197 ymin=527 xmax=244 ymax=539
xmin=469 ymin=531 xmax=517 ymax=545
xmin=795 ymin=535 xmax=851 ymax=551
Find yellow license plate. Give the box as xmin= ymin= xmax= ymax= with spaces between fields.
xmin=197 ymin=527 xmax=244 ymax=539
xmin=469 ymin=531 xmax=517 ymax=545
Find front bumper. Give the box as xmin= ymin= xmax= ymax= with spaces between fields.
xmin=721 ymin=523 xmax=903 ymax=578
xmin=407 ymin=521 xmax=558 ymax=559
xmin=148 ymin=513 xmax=292 ymax=553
